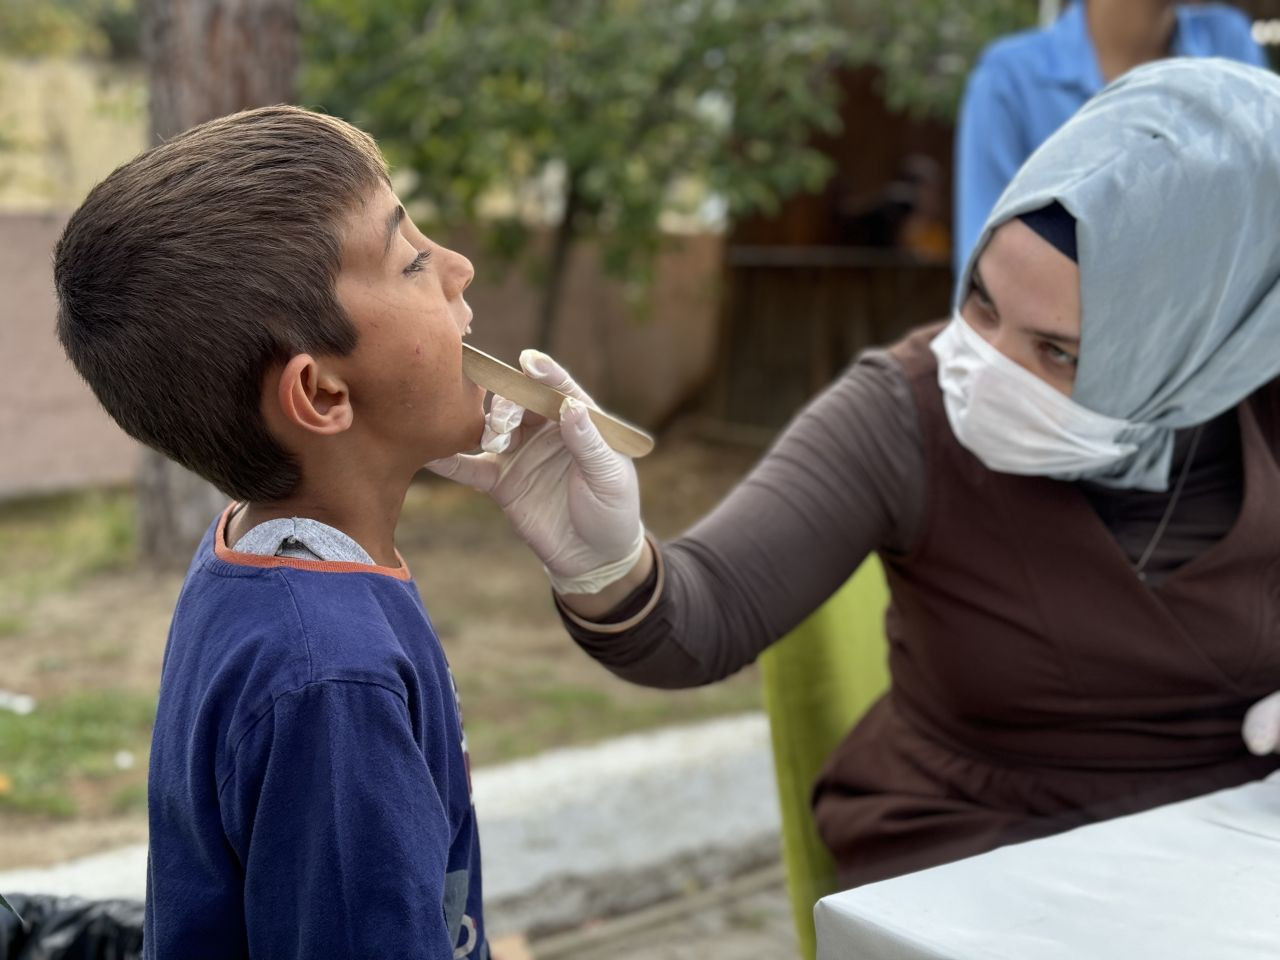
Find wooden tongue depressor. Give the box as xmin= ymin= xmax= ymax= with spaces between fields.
xmin=461 ymin=343 xmax=656 ymax=459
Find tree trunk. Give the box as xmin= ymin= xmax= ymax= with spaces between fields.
xmin=535 ymin=173 xmax=583 ymax=353
xmin=137 ymin=0 xmax=298 ymax=566
xmin=144 ymin=0 xmax=298 ymax=140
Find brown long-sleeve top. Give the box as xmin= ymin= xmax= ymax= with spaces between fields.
xmin=561 ymin=344 xmax=1243 ymax=688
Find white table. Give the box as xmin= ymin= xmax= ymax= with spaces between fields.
xmin=815 ymin=772 xmax=1280 ymax=959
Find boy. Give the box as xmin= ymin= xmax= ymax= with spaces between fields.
xmin=54 ymin=105 xmax=491 ymax=959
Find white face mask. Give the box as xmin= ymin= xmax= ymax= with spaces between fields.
xmin=930 ymin=313 xmax=1141 ymax=480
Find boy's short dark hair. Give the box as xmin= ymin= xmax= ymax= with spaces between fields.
xmin=54 ymin=105 xmax=390 ymax=502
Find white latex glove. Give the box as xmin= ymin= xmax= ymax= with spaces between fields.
xmin=426 ymin=349 xmax=645 ymax=595
xmin=1242 ymin=690 xmax=1280 ymax=755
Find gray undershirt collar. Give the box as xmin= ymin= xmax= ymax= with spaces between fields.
xmin=232 ymin=516 xmax=376 ymax=566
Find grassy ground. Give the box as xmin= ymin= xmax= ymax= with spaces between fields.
xmin=0 ymin=432 xmax=763 ymax=868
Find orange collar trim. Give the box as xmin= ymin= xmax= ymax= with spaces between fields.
xmin=212 ymin=504 xmax=413 ymax=582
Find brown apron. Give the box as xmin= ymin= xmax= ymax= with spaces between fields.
xmin=814 ymin=324 xmax=1280 ymax=887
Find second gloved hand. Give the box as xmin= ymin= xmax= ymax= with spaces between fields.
xmin=1242 ymin=690 xmax=1280 ymax=756
xmin=426 ymin=350 xmax=645 ymax=595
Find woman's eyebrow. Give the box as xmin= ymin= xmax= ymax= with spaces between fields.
xmin=972 ymin=268 xmax=1078 ymax=346
xmin=1026 ymin=327 xmax=1080 ymax=347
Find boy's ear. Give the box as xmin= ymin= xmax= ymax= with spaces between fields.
xmin=274 ymin=354 xmax=353 ymax=436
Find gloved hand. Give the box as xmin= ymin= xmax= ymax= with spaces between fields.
xmin=427 ymin=349 xmax=645 ymax=595
xmin=1242 ymin=690 xmax=1280 ymax=755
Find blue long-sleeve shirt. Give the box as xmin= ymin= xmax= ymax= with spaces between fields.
xmin=954 ymin=2 xmax=1265 ymax=276
xmin=144 ymin=510 xmax=487 ymax=959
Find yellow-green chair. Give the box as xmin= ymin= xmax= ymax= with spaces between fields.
xmin=759 ymin=558 xmax=891 ymax=960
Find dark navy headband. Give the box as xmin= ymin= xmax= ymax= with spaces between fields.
xmin=1018 ymin=201 xmax=1078 ymax=262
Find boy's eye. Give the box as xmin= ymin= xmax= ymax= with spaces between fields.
xmin=404 ymin=250 xmax=431 ymax=276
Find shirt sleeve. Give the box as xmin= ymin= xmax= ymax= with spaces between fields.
xmin=562 ymin=349 xmax=924 ymax=688
xmin=954 ymin=52 xmax=1028 ymax=277
xmin=220 ymin=680 xmax=455 ymax=960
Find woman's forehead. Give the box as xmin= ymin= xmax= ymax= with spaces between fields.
xmin=977 ymin=220 xmax=1081 ymax=338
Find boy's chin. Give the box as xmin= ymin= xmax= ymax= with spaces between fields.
xmin=433 ymin=409 xmax=486 ymax=459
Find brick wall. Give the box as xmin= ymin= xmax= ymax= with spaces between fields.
xmin=0 ymin=212 xmax=142 ymax=499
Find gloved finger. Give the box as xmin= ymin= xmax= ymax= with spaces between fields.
xmin=424 ymin=452 xmax=500 ymax=493
xmin=558 ymin=397 xmax=625 ymax=489
xmin=484 ymin=397 xmax=550 ymax=454
xmin=487 ymin=395 xmax=526 ymax=435
xmin=481 ymin=426 xmax=513 ymax=454
xmin=519 ymin=349 xmax=595 ymax=405
xmin=1242 ymin=690 xmax=1280 ymax=755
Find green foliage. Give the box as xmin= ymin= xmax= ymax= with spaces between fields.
xmin=835 ymin=0 xmax=1038 ymax=119
xmin=0 ymin=0 xmax=140 ymax=60
xmin=302 ymin=0 xmax=845 ymax=284
xmin=0 ymin=1 xmax=90 ymax=57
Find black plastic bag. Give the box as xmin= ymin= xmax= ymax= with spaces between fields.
xmin=0 ymin=895 xmax=142 ymax=960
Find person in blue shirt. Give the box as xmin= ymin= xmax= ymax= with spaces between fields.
xmin=954 ymin=0 xmax=1265 ymax=276
xmin=50 ymin=105 xmax=550 ymax=959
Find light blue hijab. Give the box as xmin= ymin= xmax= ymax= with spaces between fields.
xmin=956 ymin=58 xmax=1280 ymax=491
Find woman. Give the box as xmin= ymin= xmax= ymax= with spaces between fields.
xmin=430 ymin=59 xmax=1280 ymax=887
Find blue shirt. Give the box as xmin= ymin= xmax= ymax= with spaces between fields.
xmin=144 ymin=510 xmax=488 ymax=960
xmin=954 ymin=2 xmax=1265 ymax=275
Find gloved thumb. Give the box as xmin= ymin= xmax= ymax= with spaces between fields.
xmin=559 ymin=397 xmax=624 ymax=489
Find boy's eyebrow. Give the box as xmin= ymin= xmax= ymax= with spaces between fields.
xmin=382 ymin=204 xmax=405 ymax=258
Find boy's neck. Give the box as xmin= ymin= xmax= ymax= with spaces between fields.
xmin=227 ymin=473 xmax=412 ymax=569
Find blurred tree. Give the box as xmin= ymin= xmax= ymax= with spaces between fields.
xmin=835 ymin=0 xmax=1038 ymax=119
xmin=0 ymin=0 xmax=141 ymax=60
xmin=136 ymin=0 xmax=297 ymax=566
xmin=302 ymin=0 xmax=845 ymax=351
xmin=95 ymin=0 xmax=144 ymax=61
xmin=0 ymin=0 xmax=94 ymax=56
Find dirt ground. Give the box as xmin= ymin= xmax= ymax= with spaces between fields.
xmin=0 ymin=430 xmax=765 ymax=869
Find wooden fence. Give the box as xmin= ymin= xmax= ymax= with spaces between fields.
xmin=708 ymin=247 xmax=954 ymax=435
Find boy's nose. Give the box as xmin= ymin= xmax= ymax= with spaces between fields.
xmin=444 ymin=248 xmax=475 ymax=299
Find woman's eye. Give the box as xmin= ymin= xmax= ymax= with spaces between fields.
xmin=964 ymin=288 xmax=996 ymax=326
xmin=1041 ymin=341 xmax=1077 ymax=367
xmin=404 ymin=250 xmax=431 ymax=276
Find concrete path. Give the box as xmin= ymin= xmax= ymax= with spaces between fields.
xmin=0 ymin=713 xmax=786 ymax=945
xmin=531 ymin=864 xmax=796 ymax=959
